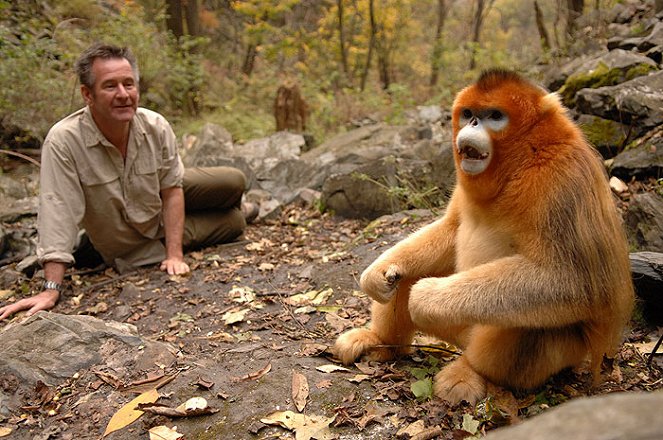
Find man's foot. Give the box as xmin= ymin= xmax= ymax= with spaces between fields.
xmin=241 ymin=202 xmax=259 ymax=224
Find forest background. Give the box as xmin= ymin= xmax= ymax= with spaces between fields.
xmin=0 ymin=0 xmax=636 ymax=149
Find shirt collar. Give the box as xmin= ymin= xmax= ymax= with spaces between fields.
xmin=80 ymin=106 xmax=145 ymax=147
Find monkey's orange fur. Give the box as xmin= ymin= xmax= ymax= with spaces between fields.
xmin=334 ymin=70 xmax=634 ymax=404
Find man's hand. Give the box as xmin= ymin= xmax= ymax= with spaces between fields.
xmin=160 ymin=257 xmax=190 ymax=275
xmin=0 ymin=289 xmax=60 ymax=321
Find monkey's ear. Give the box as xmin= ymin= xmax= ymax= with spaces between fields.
xmin=540 ymin=92 xmax=563 ymax=114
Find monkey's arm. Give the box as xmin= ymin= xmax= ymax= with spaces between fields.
xmin=409 ymin=254 xmax=592 ymax=329
xmin=360 ymin=199 xmax=460 ymax=303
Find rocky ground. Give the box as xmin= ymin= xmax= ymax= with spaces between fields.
xmin=1 ymin=203 xmax=662 ymax=440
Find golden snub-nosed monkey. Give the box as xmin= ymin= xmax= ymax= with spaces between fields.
xmin=333 ymin=69 xmax=634 ymax=405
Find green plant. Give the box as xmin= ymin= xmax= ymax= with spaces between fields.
xmin=354 ymin=172 xmax=444 ymax=212
xmin=408 ymin=355 xmax=441 ymax=400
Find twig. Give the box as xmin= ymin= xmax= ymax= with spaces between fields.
xmin=372 ymin=343 xmax=461 ymax=357
xmin=0 ymin=149 xmax=41 ymax=167
xmin=647 ymin=333 xmax=663 ymax=369
xmin=80 ymin=271 xmax=138 ymax=291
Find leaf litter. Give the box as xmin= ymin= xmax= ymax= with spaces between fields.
xmin=1 ymin=204 xmax=662 ymax=439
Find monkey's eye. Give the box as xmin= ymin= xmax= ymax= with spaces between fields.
xmin=488 ymin=110 xmax=504 ymax=121
xmin=461 ymin=109 xmax=473 ymax=119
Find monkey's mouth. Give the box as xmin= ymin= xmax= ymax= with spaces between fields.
xmin=456 ymin=140 xmax=492 ymax=175
xmin=459 ymin=144 xmax=489 ymax=161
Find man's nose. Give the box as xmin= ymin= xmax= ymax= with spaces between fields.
xmin=116 ymin=84 xmax=129 ymax=98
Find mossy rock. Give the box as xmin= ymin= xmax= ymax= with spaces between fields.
xmin=577 ymin=114 xmax=627 ymax=159
xmin=558 ymin=61 xmax=656 ymax=106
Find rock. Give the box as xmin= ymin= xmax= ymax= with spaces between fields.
xmin=321 ymin=157 xmax=440 ymax=219
xmin=576 ymin=70 xmax=663 ymax=135
xmin=625 ymin=192 xmax=663 ymax=252
xmin=576 ymin=114 xmax=628 ymax=159
xmin=180 ymin=123 xmax=234 ymax=167
xmin=609 ymin=176 xmax=629 ymax=194
xmin=557 ymin=49 xmax=658 ymax=106
xmin=630 ymin=251 xmax=663 ymax=323
xmin=485 ymin=391 xmax=663 ymax=440
xmin=0 ymin=312 xmax=176 ymax=386
xmin=611 ymin=126 xmax=663 ymax=179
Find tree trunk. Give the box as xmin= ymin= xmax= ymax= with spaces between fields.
xmin=274 ymin=83 xmax=308 ymax=132
xmin=337 ymin=0 xmax=350 ymax=83
xmin=185 ymin=0 xmax=200 ymax=37
xmin=242 ymin=44 xmax=257 ymax=77
xmin=166 ymin=0 xmax=184 ymax=39
xmin=468 ymin=0 xmax=485 ymax=70
xmin=534 ymin=0 xmax=551 ymax=53
xmin=430 ymin=0 xmax=449 ymax=87
xmin=360 ymin=0 xmax=376 ymax=92
xmin=565 ymin=0 xmax=584 ymax=40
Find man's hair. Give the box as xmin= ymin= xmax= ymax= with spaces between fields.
xmin=74 ymin=43 xmax=139 ymax=88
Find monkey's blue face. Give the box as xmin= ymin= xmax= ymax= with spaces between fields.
xmin=455 ymin=107 xmax=509 ymax=175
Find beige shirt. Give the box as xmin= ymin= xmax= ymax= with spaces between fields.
xmin=37 ymin=107 xmax=184 ymax=268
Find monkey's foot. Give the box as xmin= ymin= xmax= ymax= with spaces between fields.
xmin=434 ymin=357 xmax=487 ymax=405
xmin=333 ymin=328 xmax=396 ymax=365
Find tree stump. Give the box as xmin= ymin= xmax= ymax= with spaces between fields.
xmin=274 ymin=83 xmax=308 ymax=133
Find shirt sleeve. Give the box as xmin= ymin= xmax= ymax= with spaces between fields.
xmin=158 ymin=118 xmax=184 ymax=190
xmin=36 ymin=137 xmax=86 ymax=266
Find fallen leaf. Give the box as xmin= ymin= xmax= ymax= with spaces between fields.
xmin=292 ymin=371 xmax=309 ymax=412
xmin=229 ymin=285 xmax=257 ymax=303
xmin=396 ymin=419 xmax=425 ymax=437
xmin=102 ymin=388 xmax=159 ymax=437
xmin=194 ymin=377 xmax=215 ymax=390
xmin=316 ymin=364 xmax=351 ymax=374
xmin=139 ymin=402 xmax=219 ymax=418
xmin=261 ymin=410 xmax=336 ymax=440
xmin=461 ymin=413 xmax=480 ymax=435
xmin=232 ymin=362 xmax=272 ymax=382
xmin=258 ymin=262 xmax=275 ymax=271
xmin=176 ymin=397 xmax=208 ymax=412
xmin=348 ymin=374 xmax=370 ymax=383
xmin=0 ymin=427 xmax=12 ymax=437
xmin=222 ymin=308 xmax=250 ymax=325
xmin=122 ymin=373 xmax=178 ymax=395
xmin=0 ymin=290 xmax=14 ymax=300
xmin=148 ymin=425 xmax=183 ymax=440
xmin=287 ymin=288 xmax=334 ymax=307
xmin=316 ymin=380 xmax=332 ymax=389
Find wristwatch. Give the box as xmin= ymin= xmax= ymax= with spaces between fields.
xmin=43 ymin=280 xmax=62 ymax=292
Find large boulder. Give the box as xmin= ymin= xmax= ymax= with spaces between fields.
xmin=576 ymin=70 xmax=663 ymax=135
xmin=485 ymin=391 xmax=663 ymax=440
xmin=321 ymin=156 xmax=445 ymax=219
xmin=630 ymin=251 xmax=663 ymax=324
xmin=611 ymin=126 xmax=663 ymax=179
xmin=0 ymin=312 xmax=176 ymax=417
xmin=625 ymin=191 xmax=663 ymax=252
xmin=556 ymin=49 xmax=658 ymax=106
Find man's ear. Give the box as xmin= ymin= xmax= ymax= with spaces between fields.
xmin=81 ymin=85 xmax=93 ymax=105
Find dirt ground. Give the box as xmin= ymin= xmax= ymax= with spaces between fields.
xmin=1 ymin=204 xmax=662 ymax=440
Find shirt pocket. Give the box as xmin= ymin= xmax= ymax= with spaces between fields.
xmin=128 ymin=152 xmax=162 ymax=220
xmin=78 ymin=160 xmax=119 ymax=186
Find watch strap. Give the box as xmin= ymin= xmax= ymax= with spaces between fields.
xmin=43 ymin=280 xmax=62 ymax=292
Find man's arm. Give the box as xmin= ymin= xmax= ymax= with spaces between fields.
xmin=0 ymin=261 xmax=66 ymax=320
xmin=159 ymin=186 xmax=190 ymax=275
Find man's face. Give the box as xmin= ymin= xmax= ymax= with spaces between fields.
xmin=82 ymin=57 xmax=139 ymax=125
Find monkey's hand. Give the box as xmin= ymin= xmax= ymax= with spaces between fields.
xmin=360 ymin=261 xmax=402 ymax=304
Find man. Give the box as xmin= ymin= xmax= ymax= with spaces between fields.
xmin=0 ymin=43 xmax=257 ymax=320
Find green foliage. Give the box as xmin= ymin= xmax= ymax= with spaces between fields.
xmin=354 ymin=172 xmax=445 ymax=212
xmin=407 ymin=355 xmax=441 ymax=400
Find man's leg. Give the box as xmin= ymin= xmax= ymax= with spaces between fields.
xmin=182 ymin=167 xmax=248 ymax=251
